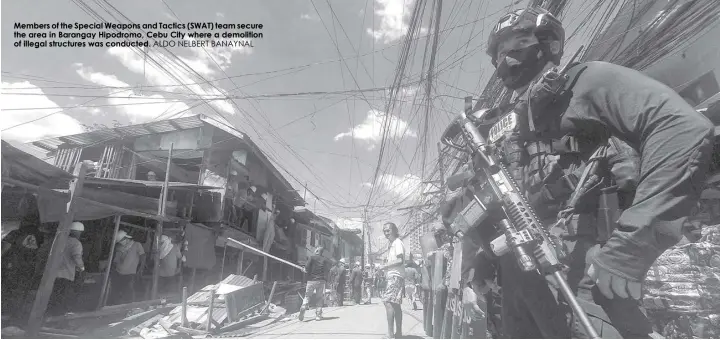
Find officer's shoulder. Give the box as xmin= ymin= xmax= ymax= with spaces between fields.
xmin=570 ymin=61 xmax=641 ymax=82
xmin=565 ymin=61 xmax=638 ymax=94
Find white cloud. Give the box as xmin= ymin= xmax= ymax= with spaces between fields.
xmin=106 ymin=45 xmax=245 ymax=118
xmin=0 ymin=81 xmax=84 ymax=143
xmin=367 ymin=0 xmax=426 ymax=43
xmin=335 ymin=217 xmax=364 ymax=231
xmin=74 ymin=64 xmax=192 ymax=124
xmin=300 ymin=13 xmax=319 ymax=21
xmin=363 ymin=173 xmax=422 ymax=199
xmin=333 ymin=110 xmax=416 ymax=150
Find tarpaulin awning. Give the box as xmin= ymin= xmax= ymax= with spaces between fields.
xmin=1 ymin=140 xmax=73 ymax=188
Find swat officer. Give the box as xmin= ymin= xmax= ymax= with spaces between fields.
xmin=482 ymin=6 xmax=714 ymax=338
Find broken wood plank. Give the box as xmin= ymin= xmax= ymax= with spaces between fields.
xmin=261 ymin=282 xmax=278 ymax=315
xmin=216 ymin=314 xmax=269 ymax=334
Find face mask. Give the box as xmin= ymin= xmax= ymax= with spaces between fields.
xmin=496 ymin=44 xmax=549 ymax=89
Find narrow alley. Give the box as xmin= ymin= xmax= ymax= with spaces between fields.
xmin=248 ymin=298 xmax=427 ymax=339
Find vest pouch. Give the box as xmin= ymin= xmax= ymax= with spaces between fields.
xmin=597 ymin=186 xmax=621 ymax=243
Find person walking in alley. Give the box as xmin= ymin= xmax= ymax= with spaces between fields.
xmin=299 ymin=246 xmax=330 ymax=321
xmin=47 ymin=222 xmax=85 ymax=316
xmin=158 ymin=235 xmax=184 ymax=295
xmin=362 ymin=263 xmax=373 ymax=304
xmin=379 ymin=222 xmax=406 ymax=339
xmin=110 ymin=230 xmax=145 ymax=305
xmin=349 ymin=261 xmax=363 ymax=305
xmin=404 ymin=261 xmax=420 ymax=310
xmin=336 ymin=258 xmax=347 ymax=306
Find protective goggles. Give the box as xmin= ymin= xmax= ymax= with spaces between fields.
xmin=492 ymin=9 xmax=549 ymax=35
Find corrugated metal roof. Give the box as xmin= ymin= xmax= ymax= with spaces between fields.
xmin=173 ymin=274 xmax=261 ymax=328
xmin=165 ymin=305 xmax=228 ymax=329
xmin=29 ymin=115 xmax=207 ymax=151
xmin=185 ymin=275 xmax=258 ymax=305
xmin=220 ymin=274 xmax=257 ymax=288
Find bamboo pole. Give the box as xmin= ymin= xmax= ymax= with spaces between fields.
xmin=226 ymin=238 xmax=303 ymax=271
xmin=97 ymin=215 xmax=122 ymax=310
xmin=152 ymin=144 xmax=173 ymax=300
xmin=26 ymin=162 xmax=87 ymax=337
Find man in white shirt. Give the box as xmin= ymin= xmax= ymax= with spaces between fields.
xmin=379 ymin=222 xmax=406 ymax=339
xmin=47 ymin=221 xmax=85 ymax=315
xmin=110 ymin=230 xmax=145 ymax=305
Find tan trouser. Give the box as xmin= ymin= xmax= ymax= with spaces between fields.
xmin=302 ymin=280 xmax=325 ymax=316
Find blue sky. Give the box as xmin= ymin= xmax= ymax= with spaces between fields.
xmin=2 ymin=0 xmax=603 ymax=251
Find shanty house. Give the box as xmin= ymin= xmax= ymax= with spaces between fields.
xmin=22 ymin=114 xmax=306 ymax=300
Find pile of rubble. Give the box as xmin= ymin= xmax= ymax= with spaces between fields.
xmin=130 ymin=274 xmax=287 ymax=338
xmin=3 ymin=274 xmax=292 ymax=339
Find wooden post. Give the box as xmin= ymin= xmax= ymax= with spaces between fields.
xmin=220 ymin=243 xmax=227 ymax=281
xmin=206 ymin=289 xmax=216 ymax=332
xmin=152 ymin=144 xmax=173 ymax=300
xmin=263 ymin=256 xmax=268 ymax=282
xmin=190 ymin=268 xmax=197 ymax=293
xmin=237 ymin=251 xmax=244 ymax=275
xmin=26 ymin=162 xmax=87 ymax=337
xmin=98 ymin=215 xmax=122 ymax=310
xmin=181 ymin=287 xmax=188 ymax=327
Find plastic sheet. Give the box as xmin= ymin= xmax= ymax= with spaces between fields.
xmin=644 ymin=225 xmax=720 ymax=338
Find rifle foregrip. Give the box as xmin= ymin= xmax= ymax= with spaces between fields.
xmin=497 ymin=219 xmax=536 ymax=272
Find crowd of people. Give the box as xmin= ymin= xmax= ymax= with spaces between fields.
xmin=297 ymin=222 xmax=422 ymax=338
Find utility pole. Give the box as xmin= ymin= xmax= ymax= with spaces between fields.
xmin=361 ymin=207 xmax=367 ymax=268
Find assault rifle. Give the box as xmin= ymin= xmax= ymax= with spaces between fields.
xmin=454 ymin=99 xmax=598 ymax=338
xmin=441 ymin=50 xmax=599 ymax=338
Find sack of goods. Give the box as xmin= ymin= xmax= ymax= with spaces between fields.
xmin=643 ymin=224 xmax=720 ymax=338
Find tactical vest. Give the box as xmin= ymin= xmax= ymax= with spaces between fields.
xmin=501 ymin=62 xmax=639 ymax=241
xmin=501 ymin=129 xmax=592 ymax=220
